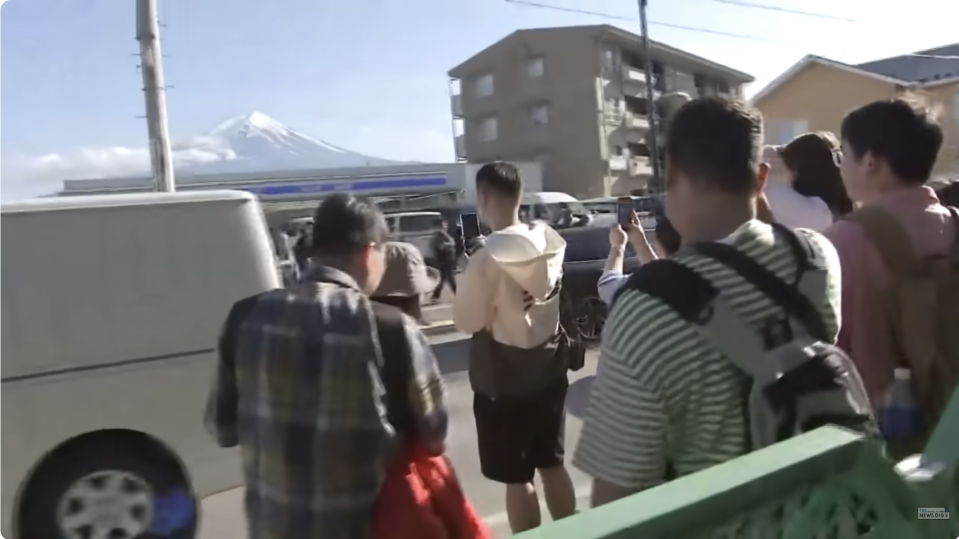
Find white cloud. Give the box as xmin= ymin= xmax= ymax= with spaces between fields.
xmin=0 ymin=137 xmax=237 ymax=201
xmin=10 ymin=137 xmax=236 ymax=182
xmin=0 ymin=121 xmax=452 ymax=201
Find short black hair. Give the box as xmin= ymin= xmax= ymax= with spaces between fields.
xmin=311 ymin=194 xmax=387 ymax=255
xmin=665 ymin=96 xmax=764 ymax=195
xmin=840 ymin=96 xmax=943 ymax=184
xmin=476 ymin=161 xmax=523 ymax=200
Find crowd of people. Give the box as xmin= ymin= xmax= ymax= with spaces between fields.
xmin=205 ymin=93 xmax=958 ymax=539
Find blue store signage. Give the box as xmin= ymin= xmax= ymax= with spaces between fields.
xmin=240 ymin=176 xmax=448 ymax=197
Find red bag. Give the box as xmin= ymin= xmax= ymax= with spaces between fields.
xmin=371 ymin=445 xmax=492 ymax=539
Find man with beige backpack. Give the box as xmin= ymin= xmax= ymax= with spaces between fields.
xmin=824 ymin=96 xmax=959 ymax=454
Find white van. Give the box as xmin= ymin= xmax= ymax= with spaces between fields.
xmin=520 ymin=192 xmax=592 ymax=228
xmin=1 ymin=191 xmax=280 ymax=539
xmin=383 ymin=211 xmax=443 ymax=257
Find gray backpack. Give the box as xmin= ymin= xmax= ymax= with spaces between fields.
xmin=623 ymin=224 xmax=878 ymax=450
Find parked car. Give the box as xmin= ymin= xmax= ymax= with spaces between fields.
xmin=559 ymin=227 xmax=641 ymax=343
xmin=581 ymin=196 xmax=659 ymax=230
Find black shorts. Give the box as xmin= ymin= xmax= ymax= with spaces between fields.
xmin=473 ymin=377 xmax=568 ymax=484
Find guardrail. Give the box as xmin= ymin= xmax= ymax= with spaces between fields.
xmin=517 ymin=392 xmax=959 ymax=539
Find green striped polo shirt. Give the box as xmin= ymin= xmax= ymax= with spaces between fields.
xmin=573 ymin=219 xmax=842 ymax=490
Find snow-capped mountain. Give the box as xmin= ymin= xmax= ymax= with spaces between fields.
xmin=174 ymin=112 xmax=402 ymax=175
xmin=0 ymin=112 xmax=406 ymax=202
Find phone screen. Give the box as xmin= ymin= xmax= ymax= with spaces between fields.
xmin=462 ymin=213 xmax=480 ymax=238
xmin=616 ymin=197 xmax=633 ymax=227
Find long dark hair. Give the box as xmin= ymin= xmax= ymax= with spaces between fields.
xmin=780 ymin=132 xmax=854 ymax=218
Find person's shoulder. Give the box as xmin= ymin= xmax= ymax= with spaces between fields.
xmin=370 ymin=299 xmax=418 ymax=332
xmin=766 ymin=186 xmax=833 ymax=232
xmin=613 ymin=260 xmax=700 ymax=328
xmin=792 ymin=227 xmax=841 ymax=273
xmin=605 ymin=262 xmax=702 ymax=372
xmin=821 ymin=216 xmax=868 ymax=258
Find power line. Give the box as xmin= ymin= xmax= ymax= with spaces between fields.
xmin=709 ymin=0 xmax=855 ymax=22
xmin=503 ymin=0 xmax=801 ymax=43
xmin=506 ymin=0 xmax=635 ymax=21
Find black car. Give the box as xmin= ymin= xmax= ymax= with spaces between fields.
xmin=559 ymin=227 xmax=641 ymax=343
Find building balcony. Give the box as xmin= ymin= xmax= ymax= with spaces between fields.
xmin=624 ymin=66 xmax=648 ymax=87
xmin=625 ymin=112 xmax=649 ymax=131
xmin=609 ymin=156 xmax=628 ymax=171
xmin=605 ymin=108 xmax=625 ymax=125
xmin=451 ymin=94 xmax=463 ymax=118
xmin=629 ymin=156 xmax=653 ymax=177
xmin=454 ymin=135 xmax=467 ymax=159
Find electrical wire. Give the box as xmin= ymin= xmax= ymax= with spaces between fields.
xmin=709 ymin=0 xmax=855 ymax=22
xmin=503 ymin=0 xmax=803 ymax=43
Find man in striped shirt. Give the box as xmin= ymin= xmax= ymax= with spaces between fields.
xmin=573 ymin=97 xmax=842 ymax=507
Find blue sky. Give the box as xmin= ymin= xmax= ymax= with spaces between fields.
xmin=1 ymin=0 xmax=955 ymax=200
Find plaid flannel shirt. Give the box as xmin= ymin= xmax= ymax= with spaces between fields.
xmin=205 ymin=266 xmax=448 ymax=539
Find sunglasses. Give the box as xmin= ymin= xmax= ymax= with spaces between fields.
xmin=832 ymin=150 xmax=843 ymax=167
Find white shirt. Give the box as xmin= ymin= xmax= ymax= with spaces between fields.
xmin=763 ymin=183 xmax=834 ymax=232
xmin=598 ymin=271 xmax=630 ymax=306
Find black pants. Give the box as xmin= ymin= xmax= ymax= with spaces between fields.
xmin=432 ymin=257 xmax=457 ymax=300
xmin=473 ymin=377 xmax=568 ymax=484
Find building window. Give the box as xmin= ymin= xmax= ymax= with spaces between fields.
xmin=530 ymin=103 xmax=550 ymax=126
xmin=474 ymin=73 xmax=494 ymax=98
xmin=477 ymin=116 xmax=498 ymax=141
xmin=527 ymin=56 xmax=545 ymax=78
xmin=614 ymin=145 xmax=624 ymax=156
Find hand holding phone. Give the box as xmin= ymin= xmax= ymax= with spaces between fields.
xmin=616 ymin=197 xmax=636 ymax=228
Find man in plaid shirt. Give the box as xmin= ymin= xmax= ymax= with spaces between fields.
xmin=206 ymin=194 xmax=449 ymax=539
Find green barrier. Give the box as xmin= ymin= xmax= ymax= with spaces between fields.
xmin=516 ymin=425 xmax=958 ymax=539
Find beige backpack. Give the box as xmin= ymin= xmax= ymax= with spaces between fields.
xmin=846 ymin=205 xmax=959 ymax=450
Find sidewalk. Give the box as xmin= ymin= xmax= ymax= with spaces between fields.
xmin=420 ymin=287 xmax=456 ymax=335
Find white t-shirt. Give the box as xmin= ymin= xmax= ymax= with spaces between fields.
xmin=764 ymin=183 xmax=834 ymax=232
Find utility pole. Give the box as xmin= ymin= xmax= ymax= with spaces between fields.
xmin=637 ymin=0 xmax=663 ymax=191
xmin=136 ymin=0 xmax=176 ymax=192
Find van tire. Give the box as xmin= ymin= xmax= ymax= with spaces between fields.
xmin=17 ymin=440 xmax=197 ymax=539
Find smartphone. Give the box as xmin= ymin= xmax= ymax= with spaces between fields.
xmin=461 ymin=212 xmax=480 ymax=239
xmin=616 ymin=197 xmax=634 ymax=228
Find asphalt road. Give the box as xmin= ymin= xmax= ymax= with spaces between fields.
xmin=198 ymin=331 xmax=600 ymax=538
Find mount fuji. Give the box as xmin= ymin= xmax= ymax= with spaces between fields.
xmin=172 ymin=112 xmax=404 ymax=175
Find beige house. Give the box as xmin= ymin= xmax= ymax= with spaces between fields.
xmin=447 ymin=25 xmax=754 ymax=198
xmin=753 ymin=44 xmax=959 ymax=179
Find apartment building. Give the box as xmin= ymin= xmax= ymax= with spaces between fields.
xmin=448 ymin=24 xmax=755 ymax=198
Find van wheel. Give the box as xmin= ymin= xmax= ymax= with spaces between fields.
xmin=17 ymin=442 xmax=197 ymax=539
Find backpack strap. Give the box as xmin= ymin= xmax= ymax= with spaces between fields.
xmin=844 ymin=206 xmax=920 ymax=279
xmin=625 ymin=259 xmax=772 ymax=465
xmin=693 ymin=228 xmax=831 ymax=343
xmin=626 ymin=259 xmax=774 ymax=380
xmin=370 ymin=301 xmax=416 ymax=437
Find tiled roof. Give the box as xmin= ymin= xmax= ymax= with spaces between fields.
xmin=855 ymin=44 xmax=959 ymax=84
